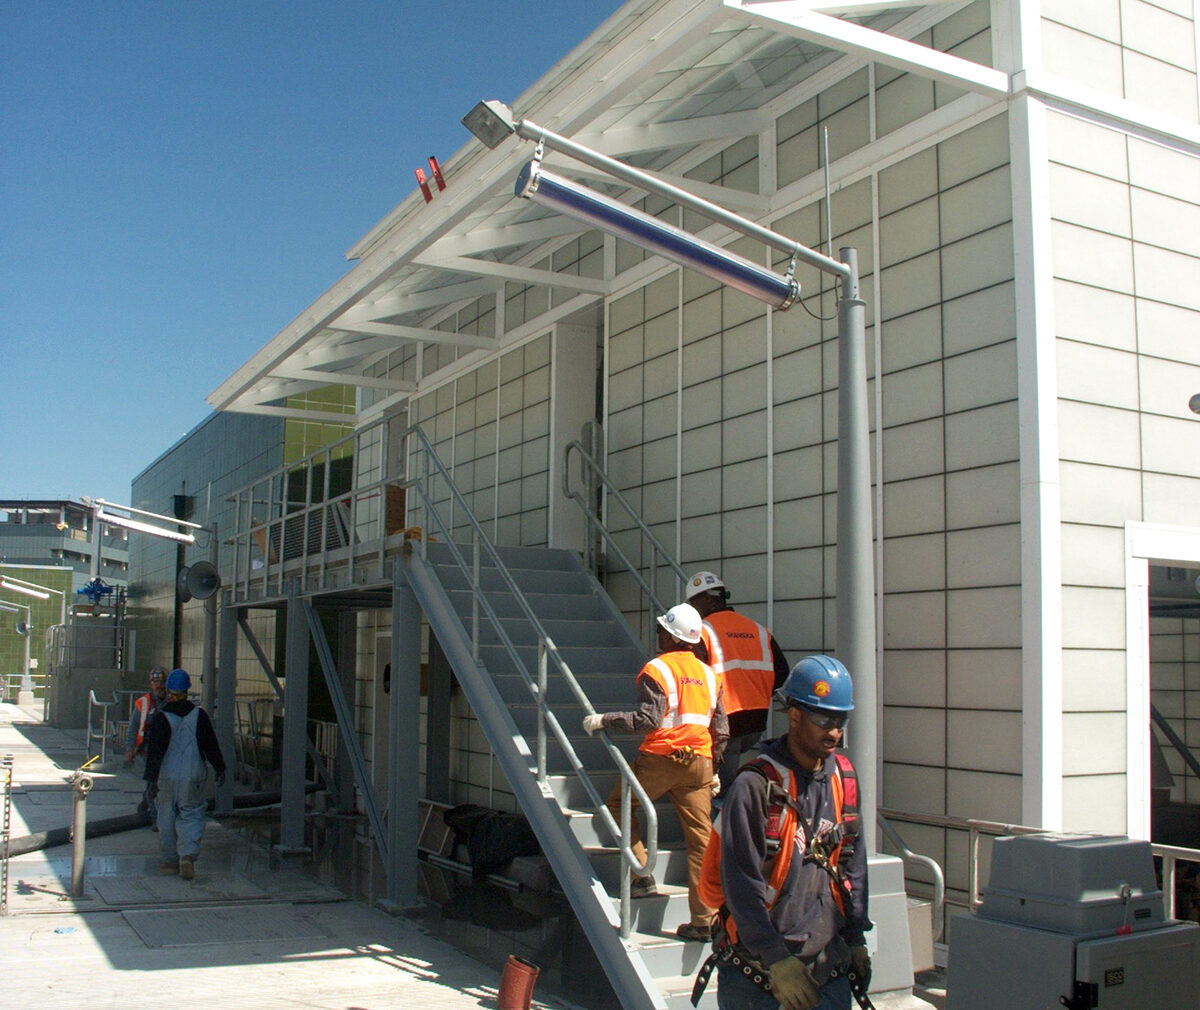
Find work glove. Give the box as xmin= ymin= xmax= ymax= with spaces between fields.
xmin=582 ymin=714 xmax=605 ymax=736
xmin=849 ymin=945 xmax=872 ymax=988
xmin=768 ymin=955 xmax=819 ymax=1010
xmin=215 ymin=771 xmax=226 ymax=788
xmin=711 ymin=773 xmax=721 ymax=796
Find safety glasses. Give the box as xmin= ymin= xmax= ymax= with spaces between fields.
xmin=796 ymin=703 xmax=848 ymax=730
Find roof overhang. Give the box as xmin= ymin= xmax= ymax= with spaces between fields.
xmin=209 ymin=0 xmax=1006 ymax=423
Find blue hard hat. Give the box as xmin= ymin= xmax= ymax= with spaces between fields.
xmin=778 ymin=655 xmax=854 ymax=712
xmin=166 ymin=668 xmax=191 ymax=693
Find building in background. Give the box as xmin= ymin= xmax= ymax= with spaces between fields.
xmin=0 ymin=499 xmax=129 ymax=588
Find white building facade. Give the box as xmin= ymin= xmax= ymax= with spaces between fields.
xmin=210 ymin=0 xmax=1200 ymax=904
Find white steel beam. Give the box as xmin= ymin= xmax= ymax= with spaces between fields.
xmin=268 ymin=364 xmax=416 ymax=392
xmin=429 ymin=216 xmax=590 ymax=261
xmin=409 ymin=254 xmax=610 ymax=295
xmin=723 ymin=0 xmax=1009 ymax=98
xmin=335 ymin=278 xmax=502 ymax=325
xmin=325 ymin=319 xmax=498 ymax=350
xmin=574 ymin=109 xmax=772 ymax=157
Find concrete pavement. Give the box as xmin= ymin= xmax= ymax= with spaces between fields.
xmin=0 ymin=700 xmax=581 ymax=1010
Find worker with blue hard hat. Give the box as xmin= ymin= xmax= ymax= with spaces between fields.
xmin=695 ymin=654 xmax=873 ymax=1010
xmin=142 ymin=668 xmax=226 ymax=880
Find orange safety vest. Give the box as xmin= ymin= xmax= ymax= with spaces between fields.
xmin=698 ymin=752 xmax=858 ymax=941
xmin=700 ymin=610 xmax=776 ymax=717
xmin=637 ymin=651 xmax=720 ymax=759
xmin=131 ymin=693 xmax=158 ymax=750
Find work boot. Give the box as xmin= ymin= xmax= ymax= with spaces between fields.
xmin=179 ymin=857 xmax=195 ymax=880
xmin=631 ymin=875 xmax=657 ymax=898
xmin=676 ymin=922 xmax=713 ymax=942
xmin=157 ymin=861 xmax=178 ymax=875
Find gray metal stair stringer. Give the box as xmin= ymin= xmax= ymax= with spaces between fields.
xmin=401 ymin=545 xmax=667 ymax=1010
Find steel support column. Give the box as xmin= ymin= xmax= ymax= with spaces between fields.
xmin=214 ymin=591 xmax=237 ymax=815
xmin=387 ymin=557 xmax=421 ymax=908
xmin=278 ymin=583 xmax=310 ymax=854
xmin=335 ymin=611 xmax=358 ymax=812
xmin=302 ymin=601 xmax=388 ymax=864
xmin=425 ymin=633 xmax=452 ymax=804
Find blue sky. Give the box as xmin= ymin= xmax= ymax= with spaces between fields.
xmin=2 ymin=1 xmax=618 ymax=505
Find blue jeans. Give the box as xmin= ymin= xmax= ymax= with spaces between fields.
xmin=716 ymin=964 xmax=852 ymax=1010
xmin=157 ymin=777 xmax=208 ymax=863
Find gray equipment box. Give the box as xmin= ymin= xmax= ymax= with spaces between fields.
xmin=980 ymin=834 xmax=1163 ymax=936
xmin=947 ymin=833 xmax=1200 ymax=1010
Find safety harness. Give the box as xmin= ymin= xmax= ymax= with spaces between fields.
xmin=691 ymin=752 xmax=876 ymax=1009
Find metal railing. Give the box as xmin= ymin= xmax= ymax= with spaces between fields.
xmin=563 ymin=438 xmax=686 ymax=642
xmin=405 ymin=423 xmax=658 ymax=937
xmin=1152 ymin=704 xmax=1200 ymax=780
xmin=881 ymin=807 xmax=1200 ymax=923
xmin=225 ymin=419 xmax=397 ymax=601
xmin=85 ymin=690 xmax=118 ymax=764
xmin=879 ymin=812 xmax=947 ymax=941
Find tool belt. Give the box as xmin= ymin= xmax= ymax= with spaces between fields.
xmin=669 ymin=746 xmax=699 ymax=765
xmin=690 ymin=930 xmax=877 ymax=1010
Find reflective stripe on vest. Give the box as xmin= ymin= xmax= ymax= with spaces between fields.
xmin=701 ymin=611 xmax=774 ymax=716
xmin=639 ymin=652 xmax=718 ymax=758
xmin=133 ymin=694 xmax=155 ymax=750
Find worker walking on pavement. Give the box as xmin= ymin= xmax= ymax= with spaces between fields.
xmin=124 ymin=665 xmax=167 ymax=819
xmin=143 ymin=668 xmax=226 ymax=880
xmin=583 ymin=602 xmax=729 ymax=941
xmin=685 ymin=571 xmax=790 ymax=790
xmin=695 ymin=655 xmax=872 ymax=1010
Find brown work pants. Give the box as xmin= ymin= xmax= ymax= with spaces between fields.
xmin=605 ymin=749 xmax=715 ymax=927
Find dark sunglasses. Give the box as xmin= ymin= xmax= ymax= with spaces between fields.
xmin=794 ymin=703 xmax=848 ymax=730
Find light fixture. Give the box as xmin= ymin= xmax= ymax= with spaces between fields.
xmin=0 ymin=578 xmax=51 ymax=600
xmin=95 ymin=509 xmax=196 ymax=545
xmin=462 ymin=99 xmax=516 ymax=149
xmin=515 ymin=161 xmax=799 ymax=310
xmin=1190 ymin=393 xmax=1200 ymax=415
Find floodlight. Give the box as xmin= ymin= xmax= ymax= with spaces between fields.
xmin=462 ymin=100 xmax=516 ymax=149
xmin=95 ymin=509 xmax=196 ymax=545
xmin=515 ymin=161 xmax=799 ymax=310
xmin=0 ymin=578 xmax=50 ymax=600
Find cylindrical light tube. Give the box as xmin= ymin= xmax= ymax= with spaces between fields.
xmin=515 ymin=162 xmax=799 ymax=310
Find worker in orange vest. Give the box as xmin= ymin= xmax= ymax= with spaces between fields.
xmin=125 ymin=665 xmax=168 ymax=819
xmin=686 ymin=571 xmax=790 ymax=790
xmin=583 ymin=602 xmax=728 ymax=942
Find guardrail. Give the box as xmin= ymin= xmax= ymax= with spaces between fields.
xmin=881 ymin=807 xmax=1200 ymax=922
xmin=563 ymin=438 xmax=686 ymax=646
xmin=85 ymin=690 xmax=118 ymax=764
xmin=405 ymin=423 xmax=658 ymax=938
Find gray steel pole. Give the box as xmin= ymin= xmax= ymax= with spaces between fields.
xmin=278 ymin=582 xmax=310 ymax=854
xmin=214 ymin=592 xmax=237 ymax=816
xmin=201 ymin=523 xmax=218 ymax=714
xmin=834 ymin=247 xmax=878 ymax=856
xmin=387 ymin=558 xmax=421 ymax=908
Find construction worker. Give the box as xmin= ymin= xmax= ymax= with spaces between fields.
xmin=582 ymin=602 xmax=728 ymax=942
xmin=124 ymin=665 xmax=168 ymax=818
xmin=685 ymin=571 xmax=790 ymax=790
xmin=696 ymin=656 xmax=871 ymax=1010
xmin=144 ymin=668 xmax=226 ymax=880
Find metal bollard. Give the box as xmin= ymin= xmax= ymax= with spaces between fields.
xmin=69 ymin=756 xmax=98 ymax=897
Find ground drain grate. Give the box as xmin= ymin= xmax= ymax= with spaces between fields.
xmin=123 ymin=903 xmax=327 ymax=947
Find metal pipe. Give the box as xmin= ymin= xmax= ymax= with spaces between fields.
xmin=69 ymin=759 xmax=96 ymax=897
xmin=516 ymin=162 xmax=799 ymax=310
xmin=513 ymin=117 xmax=850 ymax=279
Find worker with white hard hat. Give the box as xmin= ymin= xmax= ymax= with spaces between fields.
xmin=583 ymin=602 xmax=728 ymax=942
xmin=685 ymin=570 xmax=790 ymax=791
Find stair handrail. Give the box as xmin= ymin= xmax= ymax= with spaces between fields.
xmin=402 ymin=425 xmax=658 ymax=933
xmin=877 ymin=812 xmax=946 ymax=942
xmin=563 ymin=438 xmax=687 ymax=620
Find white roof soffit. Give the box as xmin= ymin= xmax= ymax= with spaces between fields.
xmin=209 ymin=0 xmax=1010 ymax=421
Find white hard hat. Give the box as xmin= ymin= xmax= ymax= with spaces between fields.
xmin=684 ymin=571 xmax=725 ymax=601
xmin=657 ymin=603 xmax=703 ymax=644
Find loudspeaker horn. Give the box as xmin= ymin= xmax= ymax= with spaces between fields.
xmin=185 ymin=560 xmax=222 ymax=600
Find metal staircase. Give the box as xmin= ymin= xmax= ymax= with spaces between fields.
xmin=402 ymin=426 xmax=718 ymax=1010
